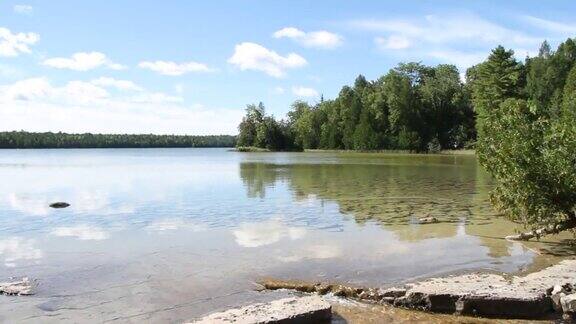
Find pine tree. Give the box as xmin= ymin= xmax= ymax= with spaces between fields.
xmin=471 ymin=46 xmax=524 ymax=137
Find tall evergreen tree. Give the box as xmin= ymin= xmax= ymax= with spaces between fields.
xmin=471 ymin=46 xmax=524 ymax=138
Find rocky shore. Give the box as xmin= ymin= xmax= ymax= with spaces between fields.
xmin=260 ymin=259 xmax=576 ymax=321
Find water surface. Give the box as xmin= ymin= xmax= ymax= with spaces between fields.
xmin=0 ymin=148 xmax=569 ymax=322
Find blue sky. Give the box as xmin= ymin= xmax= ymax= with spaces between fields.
xmin=1 ymin=0 xmax=575 ymax=135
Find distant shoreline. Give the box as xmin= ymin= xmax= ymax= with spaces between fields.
xmin=0 ymin=131 xmax=236 ymax=149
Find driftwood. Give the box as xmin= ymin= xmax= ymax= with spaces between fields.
xmin=0 ymin=278 xmax=34 ymax=295
xmin=505 ymin=218 xmax=576 ymax=241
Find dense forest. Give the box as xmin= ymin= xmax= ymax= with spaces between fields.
xmin=237 ymin=63 xmax=476 ymax=152
xmin=469 ymin=39 xmax=576 ymax=236
xmin=0 ymin=131 xmax=236 ymax=149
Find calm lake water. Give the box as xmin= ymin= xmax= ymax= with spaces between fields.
xmin=0 ymin=148 xmax=569 ymax=322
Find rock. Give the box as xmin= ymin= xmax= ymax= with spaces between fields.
xmin=49 ymin=202 xmax=70 ymax=208
xmin=563 ymin=312 xmax=576 ymax=321
xmin=330 ymin=284 xmax=358 ymax=298
xmin=0 ymin=278 xmax=34 ymax=295
xmin=357 ymin=288 xmax=381 ymax=301
xmin=551 ymin=285 xmax=567 ymax=311
xmin=380 ymin=287 xmax=407 ymax=298
xmin=381 ymin=296 xmax=396 ymax=304
xmin=190 ymin=296 xmax=331 ymax=324
xmin=418 ymin=217 xmax=438 ymax=224
xmin=561 ymin=294 xmax=576 ymax=314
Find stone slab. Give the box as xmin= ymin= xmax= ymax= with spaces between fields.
xmin=191 ymin=296 xmax=331 ymax=324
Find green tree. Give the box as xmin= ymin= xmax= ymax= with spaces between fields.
xmin=472 ymin=42 xmax=576 ymax=239
xmin=288 ymin=101 xmax=319 ymax=149
xmin=562 ymin=63 xmax=576 ymax=119
xmin=420 ymin=64 xmax=470 ymax=148
xmin=338 ymin=85 xmax=362 ymax=149
xmin=237 ymin=103 xmax=265 ymax=147
xmin=382 ymin=69 xmax=422 ymax=150
xmin=471 ymin=46 xmax=525 ymax=138
xmin=353 ymin=109 xmax=379 ymax=150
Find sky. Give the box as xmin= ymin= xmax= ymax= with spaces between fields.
xmin=1 ymin=1 xmax=575 ymax=135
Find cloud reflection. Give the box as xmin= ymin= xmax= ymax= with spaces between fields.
xmin=50 ymin=225 xmax=109 ymax=240
xmin=145 ymin=218 xmax=207 ymax=232
xmin=233 ymin=219 xmax=307 ymax=248
xmin=72 ymin=191 xmax=135 ymax=215
xmin=0 ymin=237 xmax=43 ymax=267
xmin=8 ymin=193 xmax=51 ymax=216
xmin=277 ymin=244 xmax=341 ymax=262
xmin=7 ymin=191 xmax=135 ymax=217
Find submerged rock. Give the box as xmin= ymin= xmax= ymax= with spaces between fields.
xmin=190 ymin=296 xmax=331 ymax=323
xmin=49 ymin=202 xmax=70 ymax=208
xmin=0 ymin=277 xmax=34 ymax=295
xmin=417 ymin=216 xmax=439 ymax=224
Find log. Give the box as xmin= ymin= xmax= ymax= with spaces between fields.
xmin=505 ymin=218 xmax=576 ymax=241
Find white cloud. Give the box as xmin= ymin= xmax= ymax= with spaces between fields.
xmin=50 ymin=225 xmax=108 ymax=240
xmin=13 ymin=4 xmax=33 ymax=15
xmin=228 ymin=42 xmax=307 ymax=78
xmin=521 ymin=15 xmax=576 ymax=35
xmin=351 ymin=12 xmax=544 ymax=69
xmin=292 ymin=86 xmax=318 ymax=98
xmin=375 ymin=35 xmax=411 ymax=50
xmin=2 ymin=77 xmax=109 ymax=104
xmin=0 ymin=77 xmax=243 ymax=135
xmin=273 ymin=27 xmax=306 ymax=39
xmin=91 ymin=77 xmax=142 ymax=91
xmin=42 ymin=52 xmax=126 ymax=71
xmin=233 ymin=219 xmax=307 ymax=248
xmin=138 ymin=60 xmax=213 ymax=76
xmin=0 ymin=27 xmax=39 ymax=57
xmin=352 ymin=14 xmax=539 ymax=45
xmin=273 ymin=27 xmax=343 ymax=49
xmin=0 ymin=237 xmax=42 ymax=267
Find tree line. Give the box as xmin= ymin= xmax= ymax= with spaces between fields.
xmin=0 ymin=131 xmax=236 ymax=149
xmin=237 ymin=63 xmax=476 ymax=152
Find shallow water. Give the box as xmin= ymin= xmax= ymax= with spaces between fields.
xmin=0 ymin=148 xmax=571 ymax=322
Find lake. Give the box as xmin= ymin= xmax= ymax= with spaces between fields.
xmin=0 ymin=148 xmax=569 ymax=322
